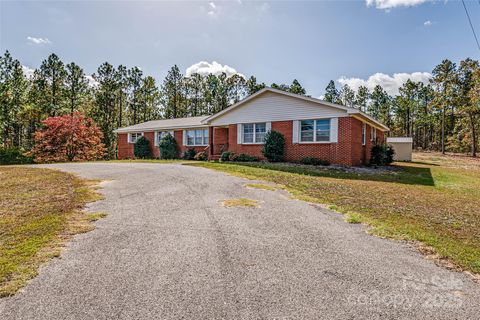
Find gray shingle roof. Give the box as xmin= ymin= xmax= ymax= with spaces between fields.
xmin=114 ymin=116 xmax=210 ymax=133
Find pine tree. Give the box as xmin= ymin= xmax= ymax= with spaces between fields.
xmin=340 ymin=84 xmax=355 ymax=107
xmin=431 ymin=59 xmax=457 ymax=154
xmin=162 ymin=65 xmax=184 ymax=118
xmin=35 ymin=53 xmax=67 ymax=116
xmin=324 ymin=80 xmax=340 ymax=104
xmin=65 ymin=62 xmax=89 ymax=115
xmin=289 ymin=79 xmax=306 ymax=95
xmin=355 ymin=86 xmax=370 ymax=112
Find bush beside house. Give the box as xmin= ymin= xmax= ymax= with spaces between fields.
xmin=262 ymin=130 xmax=285 ymax=162
xmin=133 ymin=136 xmax=152 ymax=159
xmin=370 ymin=144 xmax=395 ymax=166
xmin=159 ymin=133 xmax=178 ymax=159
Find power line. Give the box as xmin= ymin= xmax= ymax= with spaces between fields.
xmin=462 ymin=0 xmax=480 ymax=52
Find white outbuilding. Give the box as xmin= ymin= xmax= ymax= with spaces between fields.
xmin=387 ymin=137 xmax=413 ymax=161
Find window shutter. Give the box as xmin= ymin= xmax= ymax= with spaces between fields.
xmin=154 ymin=132 xmax=158 ymax=146
xmin=266 ymin=122 xmax=272 ymax=132
xmin=292 ymin=120 xmax=299 ymax=143
xmin=330 ymin=118 xmax=338 ymax=143
xmin=237 ymin=124 xmax=242 ymax=144
xmin=182 ymin=130 xmax=187 ymax=146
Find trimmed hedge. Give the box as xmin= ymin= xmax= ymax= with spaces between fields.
xmin=182 ymin=148 xmax=197 ymax=160
xmin=262 ymin=130 xmax=285 ymax=162
xmin=220 ymin=151 xmax=235 ymax=162
xmin=230 ymin=153 xmax=258 ymax=162
xmin=159 ymin=133 xmax=178 ymax=159
xmin=133 ymin=136 xmax=152 ymax=159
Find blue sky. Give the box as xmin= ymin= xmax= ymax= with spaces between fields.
xmin=1 ymin=0 xmax=480 ymax=97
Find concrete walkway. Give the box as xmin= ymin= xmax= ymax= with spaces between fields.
xmin=1 ymin=163 xmax=479 ymax=319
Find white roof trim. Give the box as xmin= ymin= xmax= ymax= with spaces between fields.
xmin=114 ymin=124 xmax=208 ymax=133
xmin=202 ymin=87 xmax=389 ymax=131
xmin=387 ymin=137 xmax=413 ymax=143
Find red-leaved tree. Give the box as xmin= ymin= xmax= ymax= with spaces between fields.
xmin=32 ymin=112 xmax=106 ymax=162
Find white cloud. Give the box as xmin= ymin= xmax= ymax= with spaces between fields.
xmin=22 ymin=65 xmax=35 ymax=78
xmin=424 ymin=20 xmax=432 ymax=26
xmin=186 ymin=61 xmax=244 ymax=78
xmin=207 ymin=2 xmax=217 ymax=17
xmin=366 ymin=0 xmax=431 ymax=10
xmin=26 ymin=36 xmax=51 ymax=45
xmin=338 ymin=72 xmax=432 ymax=96
xmin=86 ymin=75 xmax=99 ymax=88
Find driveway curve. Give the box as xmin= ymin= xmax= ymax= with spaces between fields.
xmin=1 ymin=162 xmax=479 ymax=320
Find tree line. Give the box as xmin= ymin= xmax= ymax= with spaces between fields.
xmin=324 ymin=58 xmax=480 ymax=156
xmin=1 ymin=51 xmax=478 ymax=158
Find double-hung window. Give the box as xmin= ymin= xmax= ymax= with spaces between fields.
xmin=128 ymin=132 xmax=143 ymax=143
xmin=186 ymin=128 xmax=208 ymax=146
xmin=243 ymin=123 xmax=266 ymax=143
xmin=300 ymin=119 xmax=330 ymax=142
xmin=362 ymin=123 xmax=366 ymax=146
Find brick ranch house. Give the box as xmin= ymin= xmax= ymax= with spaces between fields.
xmin=115 ymin=87 xmax=389 ymax=166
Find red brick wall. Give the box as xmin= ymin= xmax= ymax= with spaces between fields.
xmin=117 ymin=133 xmax=134 ymax=159
xmin=117 ymin=119 xmax=386 ymax=164
xmin=117 ymin=130 xmax=206 ymax=159
xmin=224 ymin=117 xmax=383 ymax=166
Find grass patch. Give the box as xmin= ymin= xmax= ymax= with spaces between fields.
xmin=345 ymin=213 xmax=363 ymax=224
xmin=187 ymin=152 xmax=480 ymax=274
xmin=221 ymin=198 xmax=260 ymax=208
xmin=86 ymin=212 xmax=108 ymax=222
xmin=0 ymin=167 xmax=104 ymax=297
xmin=245 ymin=183 xmax=278 ymax=191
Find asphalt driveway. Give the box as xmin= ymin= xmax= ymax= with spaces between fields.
xmin=1 ymin=163 xmax=479 ymax=319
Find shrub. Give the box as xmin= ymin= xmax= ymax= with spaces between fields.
xmin=0 ymin=147 xmax=34 ymax=165
xmin=299 ymin=156 xmax=330 ymax=166
xmin=194 ymin=151 xmax=208 ymax=161
xmin=262 ymin=130 xmax=285 ymax=162
xmin=159 ymin=133 xmax=178 ymax=159
xmin=220 ymin=151 xmax=234 ymax=162
xmin=31 ymin=112 xmax=106 ymax=162
xmin=370 ymin=144 xmax=395 ymax=166
xmin=133 ymin=136 xmax=152 ymax=159
xmin=182 ymin=148 xmax=197 ymax=160
xmin=231 ymin=153 xmax=258 ymax=162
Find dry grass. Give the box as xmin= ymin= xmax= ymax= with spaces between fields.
xmin=245 ymin=183 xmax=278 ymax=191
xmin=0 ymin=167 xmax=103 ymax=297
xmin=188 ymin=152 xmax=480 ymax=274
xmin=221 ymin=198 xmax=260 ymax=208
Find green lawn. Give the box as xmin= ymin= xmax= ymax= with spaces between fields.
xmin=0 ymin=167 xmax=103 ymax=297
xmin=187 ymin=152 xmax=480 ymax=274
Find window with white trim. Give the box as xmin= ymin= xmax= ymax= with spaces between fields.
xmin=128 ymin=132 xmax=143 ymax=144
xmin=186 ymin=129 xmax=208 ymax=146
xmin=242 ymin=123 xmax=266 ymax=143
xmin=371 ymin=127 xmax=377 ymax=143
xmin=362 ymin=123 xmax=366 ymax=146
xmin=300 ymin=119 xmax=330 ymax=142
xmin=156 ymin=131 xmax=173 ymax=146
